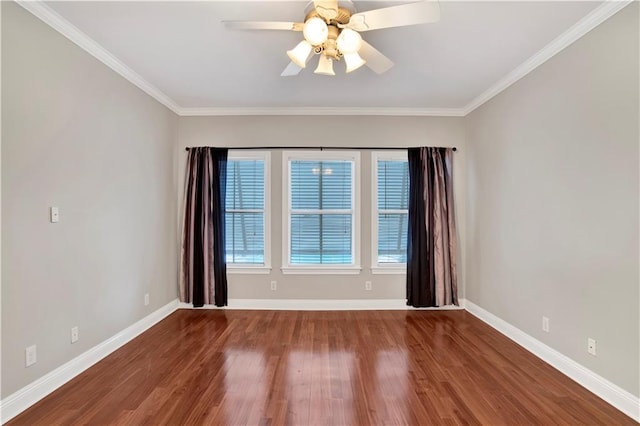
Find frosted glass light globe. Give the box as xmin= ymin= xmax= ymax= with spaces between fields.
xmin=314 ymin=54 xmax=335 ymax=76
xmin=303 ymin=17 xmax=329 ymax=46
xmin=336 ymin=29 xmax=362 ymax=54
xmin=344 ymin=52 xmax=366 ymax=73
xmin=287 ymin=40 xmax=312 ymax=68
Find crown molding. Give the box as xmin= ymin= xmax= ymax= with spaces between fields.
xmin=462 ymin=0 xmax=634 ymax=116
xmin=17 ymin=0 xmax=632 ymax=118
xmin=176 ymin=106 xmax=466 ymax=117
xmin=16 ymin=0 xmax=182 ymax=114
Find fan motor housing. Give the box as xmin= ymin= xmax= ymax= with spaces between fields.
xmin=305 ymin=7 xmax=352 ymax=25
xmin=323 ymin=26 xmax=341 ymax=59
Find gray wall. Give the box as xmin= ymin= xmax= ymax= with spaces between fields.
xmin=465 ymin=4 xmax=639 ymax=397
xmin=1 ymin=2 xmax=179 ymax=397
xmin=178 ymin=116 xmax=467 ymax=300
xmin=3 ymin=0 xmax=636 ymax=411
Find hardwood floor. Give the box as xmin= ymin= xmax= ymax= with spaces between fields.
xmin=9 ymin=309 xmax=634 ymax=425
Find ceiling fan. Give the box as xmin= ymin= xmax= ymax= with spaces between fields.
xmin=223 ymin=0 xmax=440 ymax=76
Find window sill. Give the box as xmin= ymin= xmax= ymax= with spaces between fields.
xmin=281 ymin=266 xmax=362 ymax=275
xmin=371 ymin=266 xmax=406 ymax=275
xmin=227 ymin=266 xmax=272 ymax=275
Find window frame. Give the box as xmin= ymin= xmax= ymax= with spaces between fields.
xmin=225 ymin=150 xmax=271 ymax=274
xmin=281 ymin=150 xmax=361 ymax=275
xmin=371 ymin=151 xmax=408 ymax=275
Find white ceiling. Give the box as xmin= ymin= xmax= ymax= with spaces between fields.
xmin=35 ymin=1 xmax=606 ymax=114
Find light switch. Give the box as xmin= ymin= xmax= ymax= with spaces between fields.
xmin=50 ymin=207 xmax=59 ymax=223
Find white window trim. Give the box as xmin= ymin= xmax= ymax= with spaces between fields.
xmin=226 ymin=150 xmax=271 ymax=274
xmin=281 ymin=266 xmax=362 ymax=275
xmin=282 ymin=150 xmax=361 ymax=275
xmin=371 ymin=151 xmax=408 ymax=275
xmin=227 ymin=266 xmax=272 ymax=275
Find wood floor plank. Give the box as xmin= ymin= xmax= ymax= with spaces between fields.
xmin=8 ymin=309 xmax=635 ymax=425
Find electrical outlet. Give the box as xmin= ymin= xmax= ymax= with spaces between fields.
xmin=365 ymin=281 xmax=372 ymax=291
xmin=588 ymin=338 xmax=597 ymax=356
xmin=270 ymin=281 xmax=277 ymax=291
xmin=144 ymin=293 xmax=150 ymax=306
xmin=542 ymin=316 xmax=550 ymax=333
xmin=71 ymin=326 xmax=79 ymax=343
xmin=25 ymin=345 xmax=37 ymax=367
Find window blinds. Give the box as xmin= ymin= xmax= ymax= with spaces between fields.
xmin=289 ymin=160 xmax=354 ymax=264
xmin=225 ymin=159 xmax=265 ymax=264
xmin=377 ymin=160 xmax=409 ymax=263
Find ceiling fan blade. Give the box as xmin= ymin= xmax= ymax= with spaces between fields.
xmin=223 ymin=21 xmax=303 ymax=31
xmin=314 ymin=0 xmax=339 ymax=20
xmin=281 ymin=61 xmax=304 ymax=77
xmin=281 ymin=50 xmax=314 ymax=77
xmin=359 ymin=41 xmax=394 ymax=74
xmin=346 ymin=1 xmax=440 ymax=32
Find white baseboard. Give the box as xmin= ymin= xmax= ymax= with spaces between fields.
xmin=0 ymin=299 xmax=180 ymax=424
xmin=179 ymin=298 xmax=465 ymax=311
xmin=464 ymin=300 xmax=640 ymax=422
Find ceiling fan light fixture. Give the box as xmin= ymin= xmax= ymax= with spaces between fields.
xmin=287 ymin=40 xmax=312 ymax=68
xmin=336 ymin=28 xmax=362 ymax=54
xmin=303 ymin=17 xmax=329 ymax=46
xmin=344 ymin=52 xmax=366 ymax=73
xmin=314 ymin=54 xmax=335 ymax=76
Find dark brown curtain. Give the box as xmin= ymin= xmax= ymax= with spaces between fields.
xmin=407 ymin=147 xmax=458 ymax=307
xmin=180 ymin=147 xmax=228 ymax=307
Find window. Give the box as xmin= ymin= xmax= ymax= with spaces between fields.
xmin=225 ymin=151 xmax=270 ymax=273
xmin=372 ymin=151 xmax=408 ymax=273
xmin=282 ymin=151 xmax=360 ymax=274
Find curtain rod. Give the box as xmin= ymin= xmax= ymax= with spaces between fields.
xmin=185 ymin=146 xmax=456 ymax=152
